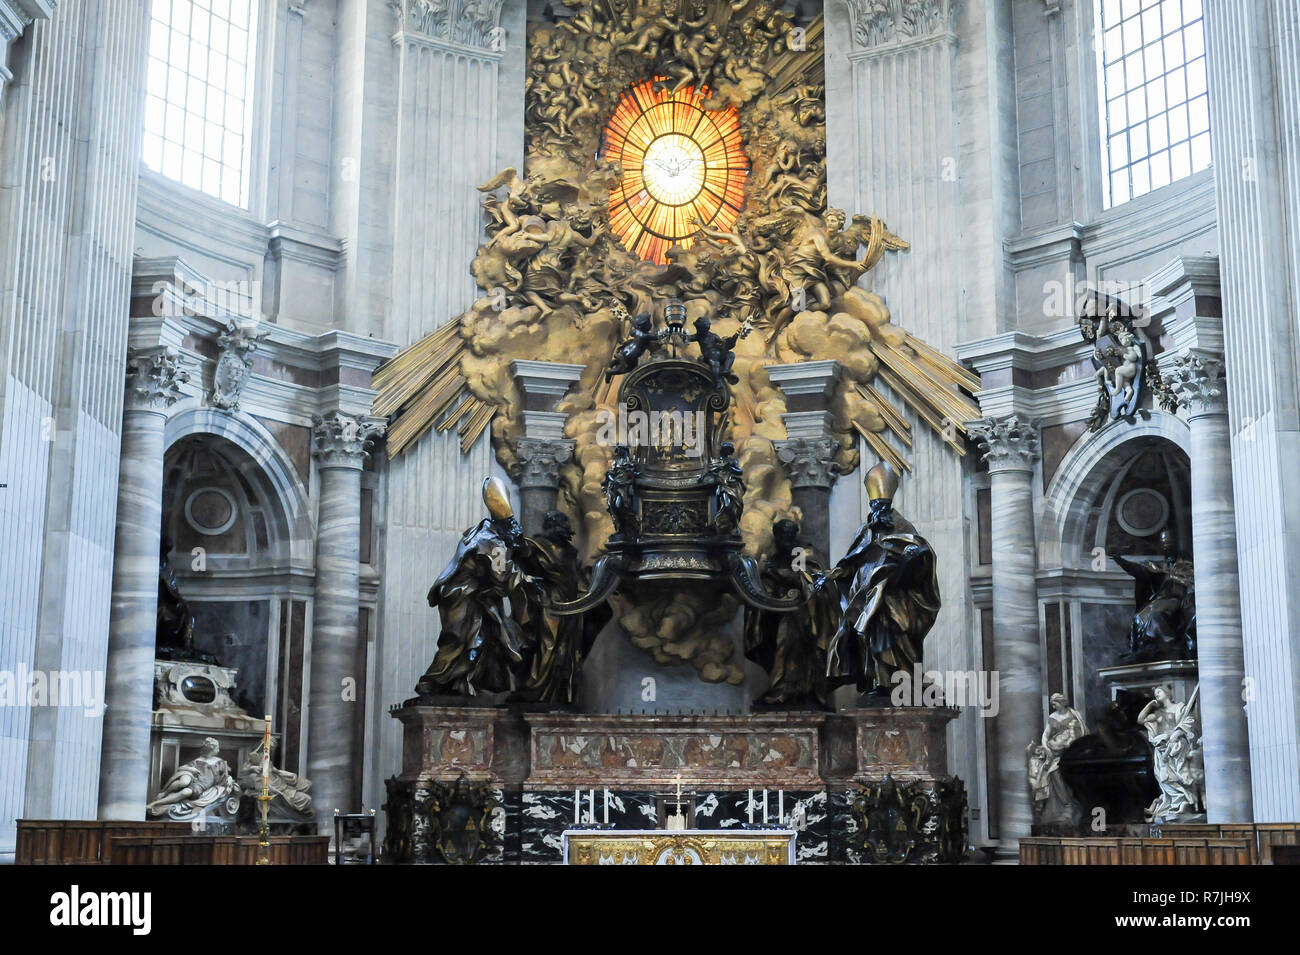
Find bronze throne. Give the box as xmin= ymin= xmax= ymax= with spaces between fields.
xmin=550 ymin=307 xmax=801 ymax=616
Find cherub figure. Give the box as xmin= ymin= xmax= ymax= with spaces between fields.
xmin=606 ymin=311 xmax=659 ymax=381
xmin=691 ymin=315 xmax=740 ymax=386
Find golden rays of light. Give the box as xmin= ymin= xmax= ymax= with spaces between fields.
xmin=604 ymin=80 xmax=748 ymax=265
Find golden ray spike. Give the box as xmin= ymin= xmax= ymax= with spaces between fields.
xmin=372 ymin=348 xmax=458 ymax=418
xmin=906 ymin=335 xmax=982 ymax=394
xmin=875 ymin=367 xmax=967 ymax=457
xmin=386 ymin=376 xmax=463 ymax=448
xmin=437 ymin=393 xmax=479 ymax=433
xmin=856 ymin=382 xmax=912 ymax=433
xmin=853 ymin=420 xmax=912 ymax=474
xmin=855 ymin=383 xmax=913 ymax=448
xmin=372 ymin=321 xmax=459 ymax=389
xmin=394 ymin=373 xmax=468 ymax=441
xmin=386 ymin=409 xmax=438 ymax=458
xmin=871 ymin=341 xmax=979 ymax=431
xmin=459 ymin=401 xmax=496 ymax=453
xmin=372 ymin=339 xmax=463 ymax=417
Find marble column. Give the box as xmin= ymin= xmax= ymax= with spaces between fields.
xmin=774 ymin=432 xmax=840 ymax=562
xmin=307 ymin=410 xmax=382 ymax=836
xmin=517 ymin=438 xmax=574 ymax=535
xmin=768 ymin=361 xmax=843 ymax=560
xmin=511 ymin=360 xmax=583 ymax=534
xmin=1169 ymin=354 xmax=1252 ymax=821
xmin=98 ymin=348 xmax=189 ymax=819
xmin=968 ymin=413 xmax=1041 ymax=851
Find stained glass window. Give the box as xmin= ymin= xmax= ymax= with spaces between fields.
xmin=604 ymin=80 xmax=749 ymax=265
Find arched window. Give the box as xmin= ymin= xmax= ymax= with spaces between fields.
xmin=1095 ymin=0 xmax=1211 ymax=208
xmin=142 ymin=0 xmax=259 ymax=207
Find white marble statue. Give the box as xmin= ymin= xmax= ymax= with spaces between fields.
xmin=1139 ymin=684 xmax=1205 ymax=822
xmin=146 ymin=736 xmax=239 ymax=818
xmin=237 ymin=737 xmax=313 ymax=815
xmin=1026 ymin=692 xmax=1087 ymax=824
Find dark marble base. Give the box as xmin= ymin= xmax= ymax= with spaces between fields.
xmin=384 ymin=703 xmax=966 ymax=864
xmin=519 ymin=789 xmax=830 ymax=863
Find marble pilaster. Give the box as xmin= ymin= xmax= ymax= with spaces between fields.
xmin=968 ymin=413 xmax=1042 ymax=852
xmin=98 ymin=345 xmax=190 ymax=819
xmin=1204 ymin=0 xmax=1300 ymax=817
xmin=1169 ymin=353 xmax=1252 ymax=821
xmin=308 ymin=410 xmax=382 ymax=836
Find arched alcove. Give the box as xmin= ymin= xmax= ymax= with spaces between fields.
xmin=158 ymin=409 xmax=314 ymax=766
xmin=1037 ymin=414 xmax=1193 ymax=720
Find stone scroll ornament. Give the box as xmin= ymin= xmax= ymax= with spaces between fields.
xmin=1078 ymin=290 xmax=1178 ymax=431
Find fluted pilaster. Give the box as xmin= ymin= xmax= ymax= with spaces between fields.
xmin=1169 ymin=353 xmax=1252 ymax=821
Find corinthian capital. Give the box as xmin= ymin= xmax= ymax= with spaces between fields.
xmin=968 ymin=414 xmax=1040 ymax=473
xmin=1168 ymin=353 xmax=1228 ymax=418
xmin=125 ymin=347 xmax=190 ymax=412
xmin=391 ymin=0 xmax=505 ymax=51
xmin=775 ymin=437 xmax=842 ymax=490
xmin=312 ymin=411 xmax=385 ymax=468
xmin=516 ymin=437 xmax=574 ymax=490
xmin=842 ymin=0 xmax=960 ymax=52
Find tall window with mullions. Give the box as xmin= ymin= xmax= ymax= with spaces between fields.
xmin=142 ymin=0 xmax=259 ymax=208
xmin=1095 ymin=0 xmax=1211 ymax=208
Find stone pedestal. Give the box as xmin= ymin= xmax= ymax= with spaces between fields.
xmin=383 ymin=704 xmax=526 ymax=864
xmin=383 ymin=701 xmax=966 ymax=864
xmin=822 ymin=707 xmax=961 ymax=783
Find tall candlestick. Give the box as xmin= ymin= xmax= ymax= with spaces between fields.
xmin=747 ymin=789 xmax=754 ymax=825
xmin=261 ymin=715 xmax=271 ymax=788
xmin=588 ymin=789 xmax=595 ymax=824
xmin=574 ymin=788 xmax=580 ymax=825
xmin=603 ymin=789 xmax=609 ymax=825
xmin=762 ymin=789 xmax=769 ymax=826
xmin=779 ymin=790 xmax=784 ymax=826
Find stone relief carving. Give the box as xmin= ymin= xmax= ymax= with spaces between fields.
xmin=211 ymin=318 xmax=268 ymax=412
xmin=1168 ymin=353 xmax=1228 ymax=416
